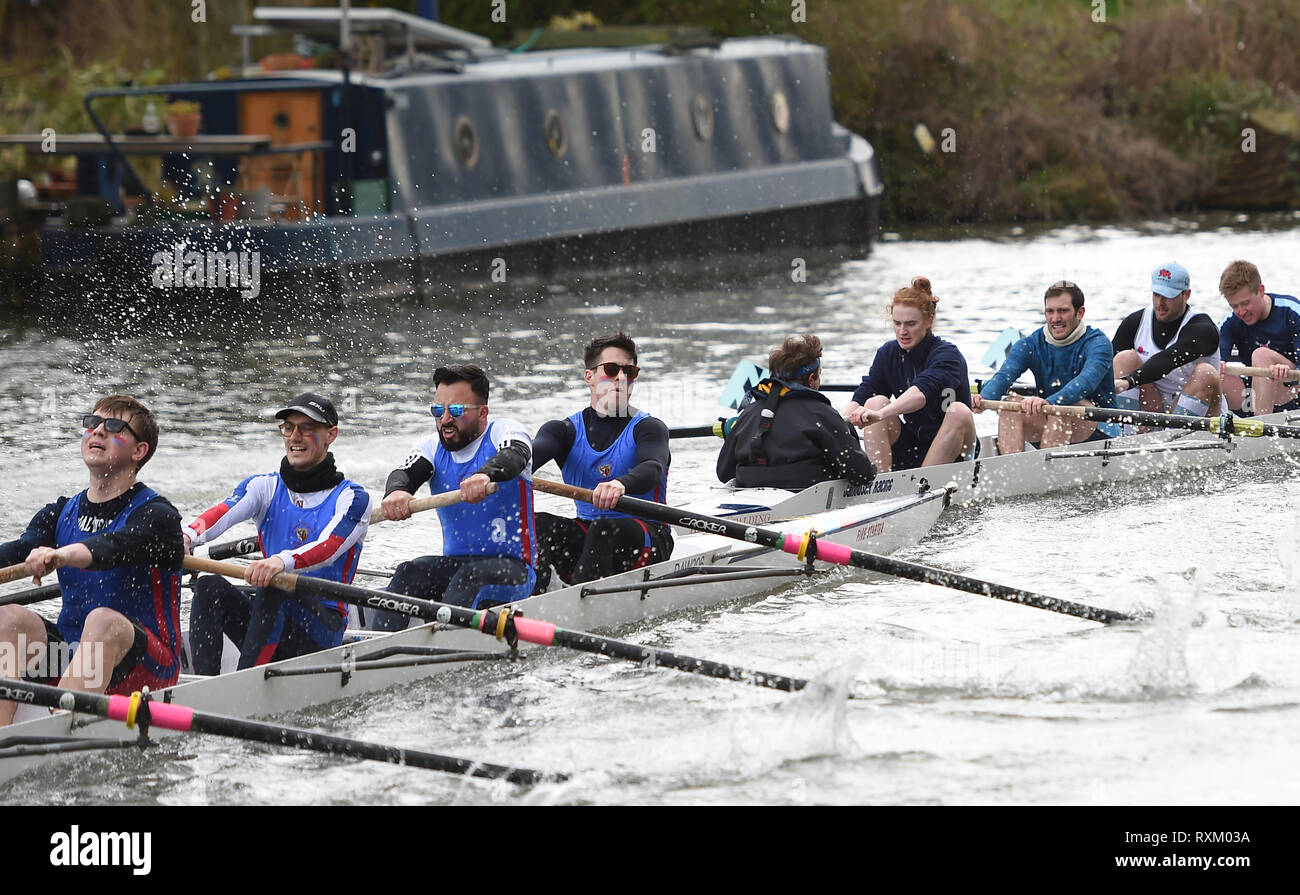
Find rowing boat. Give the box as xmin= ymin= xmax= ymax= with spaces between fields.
xmin=782 ymin=407 xmax=1300 ymax=513
xmin=0 ymin=481 xmax=950 ymax=788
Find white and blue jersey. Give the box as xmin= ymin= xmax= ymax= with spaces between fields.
xmin=561 ymin=409 xmax=668 ymax=520
xmin=186 ymin=472 xmax=371 ymax=617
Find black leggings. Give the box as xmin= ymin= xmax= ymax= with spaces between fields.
xmin=533 ymin=513 xmax=673 ymax=592
xmin=367 ymin=554 xmax=534 ymax=632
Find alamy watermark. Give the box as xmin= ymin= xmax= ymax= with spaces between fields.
xmin=151 ymin=245 xmax=261 ymax=298
xmin=0 ymin=634 xmax=104 ymax=689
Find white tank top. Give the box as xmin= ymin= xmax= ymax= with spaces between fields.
xmin=1134 ymin=307 xmax=1220 ymax=401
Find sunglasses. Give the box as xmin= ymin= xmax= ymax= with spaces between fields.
xmin=430 ymin=403 xmax=482 ymax=419
xmin=1049 ymin=280 xmax=1078 ymax=290
xmin=588 ymin=362 xmax=640 ymax=381
xmin=82 ymin=414 xmax=140 ymax=439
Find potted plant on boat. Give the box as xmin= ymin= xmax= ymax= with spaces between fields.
xmin=164 ymin=100 xmax=202 ymax=138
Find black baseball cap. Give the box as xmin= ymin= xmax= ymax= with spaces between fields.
xmin=275 ymin=393 xmax=338 ymax=426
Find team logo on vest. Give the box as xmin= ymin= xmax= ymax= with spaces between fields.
xmin=490 ymin=517 xmax=507 ymax=543
xmin=296 ymin=525 xmax=310 ymax=543
xmin=598 ymin=464 xmax=612 ymax=477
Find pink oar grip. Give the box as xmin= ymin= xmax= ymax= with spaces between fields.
xmin=812 ymin=541 xmax=853 ymax=565
xmin=780 ymin=534 xmax=853 ymax=566
xmin=105 ymin=694 xmax=195 ymax=731
xmin=510 ymin=616 xmax=557 ymax=646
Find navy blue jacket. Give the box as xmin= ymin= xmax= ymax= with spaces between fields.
xmin=852 ymin=334 xmax=972 ymax=447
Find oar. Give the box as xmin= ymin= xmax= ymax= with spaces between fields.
xmin=183 ymin=556 xmax=826 ymax=693
xmin=980 ymin=399 xmax=1300 ymax=439
xmin=206 ymin=484 xmax=496 ymax=561
xmin=530 ymin=478 xmax=1133 ymax=625
xmin=1223 ymin=363 xmax=1300 ymax=383
xmin=0 ymin=583 xmax=60 ymax=607
xmin=0 ymin=563 xmax=31 ymax=586
xmin=0 ymin=677 xmax=562 ymax=785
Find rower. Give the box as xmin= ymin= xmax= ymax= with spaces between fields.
xmin=973 ymin=280 xmax=1119 ymax=452
xmin=0 ymin=395 xmax=183 ymax=726
xmin=183 ymin=393 xmax=371 ymax=675
xmin=530 ymin=332 xmax=672 ymax=592
xmin=1111 ymin=262 xmax=1222 ymax=427
xmin=843 ymin=276 xmax=976 ymax=470
xmin=368 ymin=364 xmax=535 ymax=631
xmin=717 ymin=333 xmax=876 ymax=489
xmin=1217 ymin=259 xmax=1300 ymax=416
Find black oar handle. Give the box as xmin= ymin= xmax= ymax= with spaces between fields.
xmin=0 ymin=584 xmax=60 ymax=607
xmin=0 ymin=678 xmax=562 ymax=785
xmin=207 ymin=536 xmax=260 ymax=561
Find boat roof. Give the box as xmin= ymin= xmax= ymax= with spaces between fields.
xmin=253 ymin=5 xmax=493 ymax=53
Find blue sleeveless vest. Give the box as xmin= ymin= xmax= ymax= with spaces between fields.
xmin=561 ymin=410 xmax=668 ymax=520
xmin=54 ymin=487 xmax=182 ymax=666
xmin=433 ymin=422 xmax=536 ymax=565
xmin=258 ymin=477 xmax=363 ymax=614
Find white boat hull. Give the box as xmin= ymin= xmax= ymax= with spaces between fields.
xmin=0 ymin=485 xmax=947 ymax=788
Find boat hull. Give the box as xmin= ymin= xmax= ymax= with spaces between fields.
xmin=0 ymin=486 xmax=940 ymax=788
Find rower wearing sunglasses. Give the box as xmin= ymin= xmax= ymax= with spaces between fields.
xmin=368 ymin=363 xmax=535 ymax=629
xmin=181 ymin=393 xmax=371 ymax=673
xmin=530 ymin=332 xmax=672 ymax=591
xmin=0 ymin=395 xmax=184 ymax=727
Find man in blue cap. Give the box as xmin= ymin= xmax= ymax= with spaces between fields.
xmin=1111 ymin=262 xmax=1222 ymax=424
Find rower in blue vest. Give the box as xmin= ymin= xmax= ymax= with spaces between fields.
xmin=369 ymin=364 xmax=536 ymax=630
xmin=974 ymin=280 xmax=1119 ymax=453
xmin=0 ymin=395 xmax=183 ymax=727
xmin=531 ymin=332 xmax=672 ymax=591
xmin=183 ymin=393 xmax=371 ymax=674
xmin=1216 ymin=259 xmax=1300 ymax=416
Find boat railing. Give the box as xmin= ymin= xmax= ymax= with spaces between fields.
xmin=76 ymin=80 xmax=338 ymax=221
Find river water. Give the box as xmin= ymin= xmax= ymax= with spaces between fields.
xmin=2 ymin=213 xmax=1299 ymax=805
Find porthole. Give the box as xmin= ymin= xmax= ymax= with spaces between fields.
xmin=453 ymin=116 xmax=479 ymax=168
xmin=543 ymin=109 xmax=567 ymax=160
xmin=771 ymin=91 xmax=790 ymax=134
xmin=691 ymin=94 xmax=714 ymax=141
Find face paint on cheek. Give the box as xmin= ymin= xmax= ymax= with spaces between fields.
xmin=112 ymin=435 xmax=129 ymax=446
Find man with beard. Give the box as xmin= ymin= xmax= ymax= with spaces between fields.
xmin=974 ymin=280 xmax=1119 ymax=453
xmin=1111 ymin=262 xmax=1222 ymax=428
xmin=530 ymin=332 xmax=672 ymax=592
xmin=0 ymin=395 xmax=183 ymax=726
xmin=368 ymin=364 xmax=535 ymax=631
xmin=183 ymin=393 xmax=371 ymax=673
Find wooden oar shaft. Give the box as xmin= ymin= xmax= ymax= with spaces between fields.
xmin=183 ymin=556 xmax=817 ymax=693
xmin=531 ymin=478 xmax=1132 ymax=625
xmin=0 ymin=677 xmax=561 ymax=785
xmin=0 ymin=563 xmax=30 ymax=585
xmin=1224 ymin=363 xmax=1300 ymax=382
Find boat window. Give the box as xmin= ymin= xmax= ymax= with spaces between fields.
xmin=691 ymin=95 xmax=714 ymax=141
xmin=454 ymin=116 xmax=479 ymax=168
xmin=771 ymin=91 xmax=790 ymax=134
xmin=543 ymin=110 xmax=567 ymax=160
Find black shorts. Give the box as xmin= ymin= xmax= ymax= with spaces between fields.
xmin=36 ymin=617 xmax=152 ymax=691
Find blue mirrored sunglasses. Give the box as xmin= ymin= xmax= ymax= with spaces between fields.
xmin=430 ymin=403 xmax=481 ymax=419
